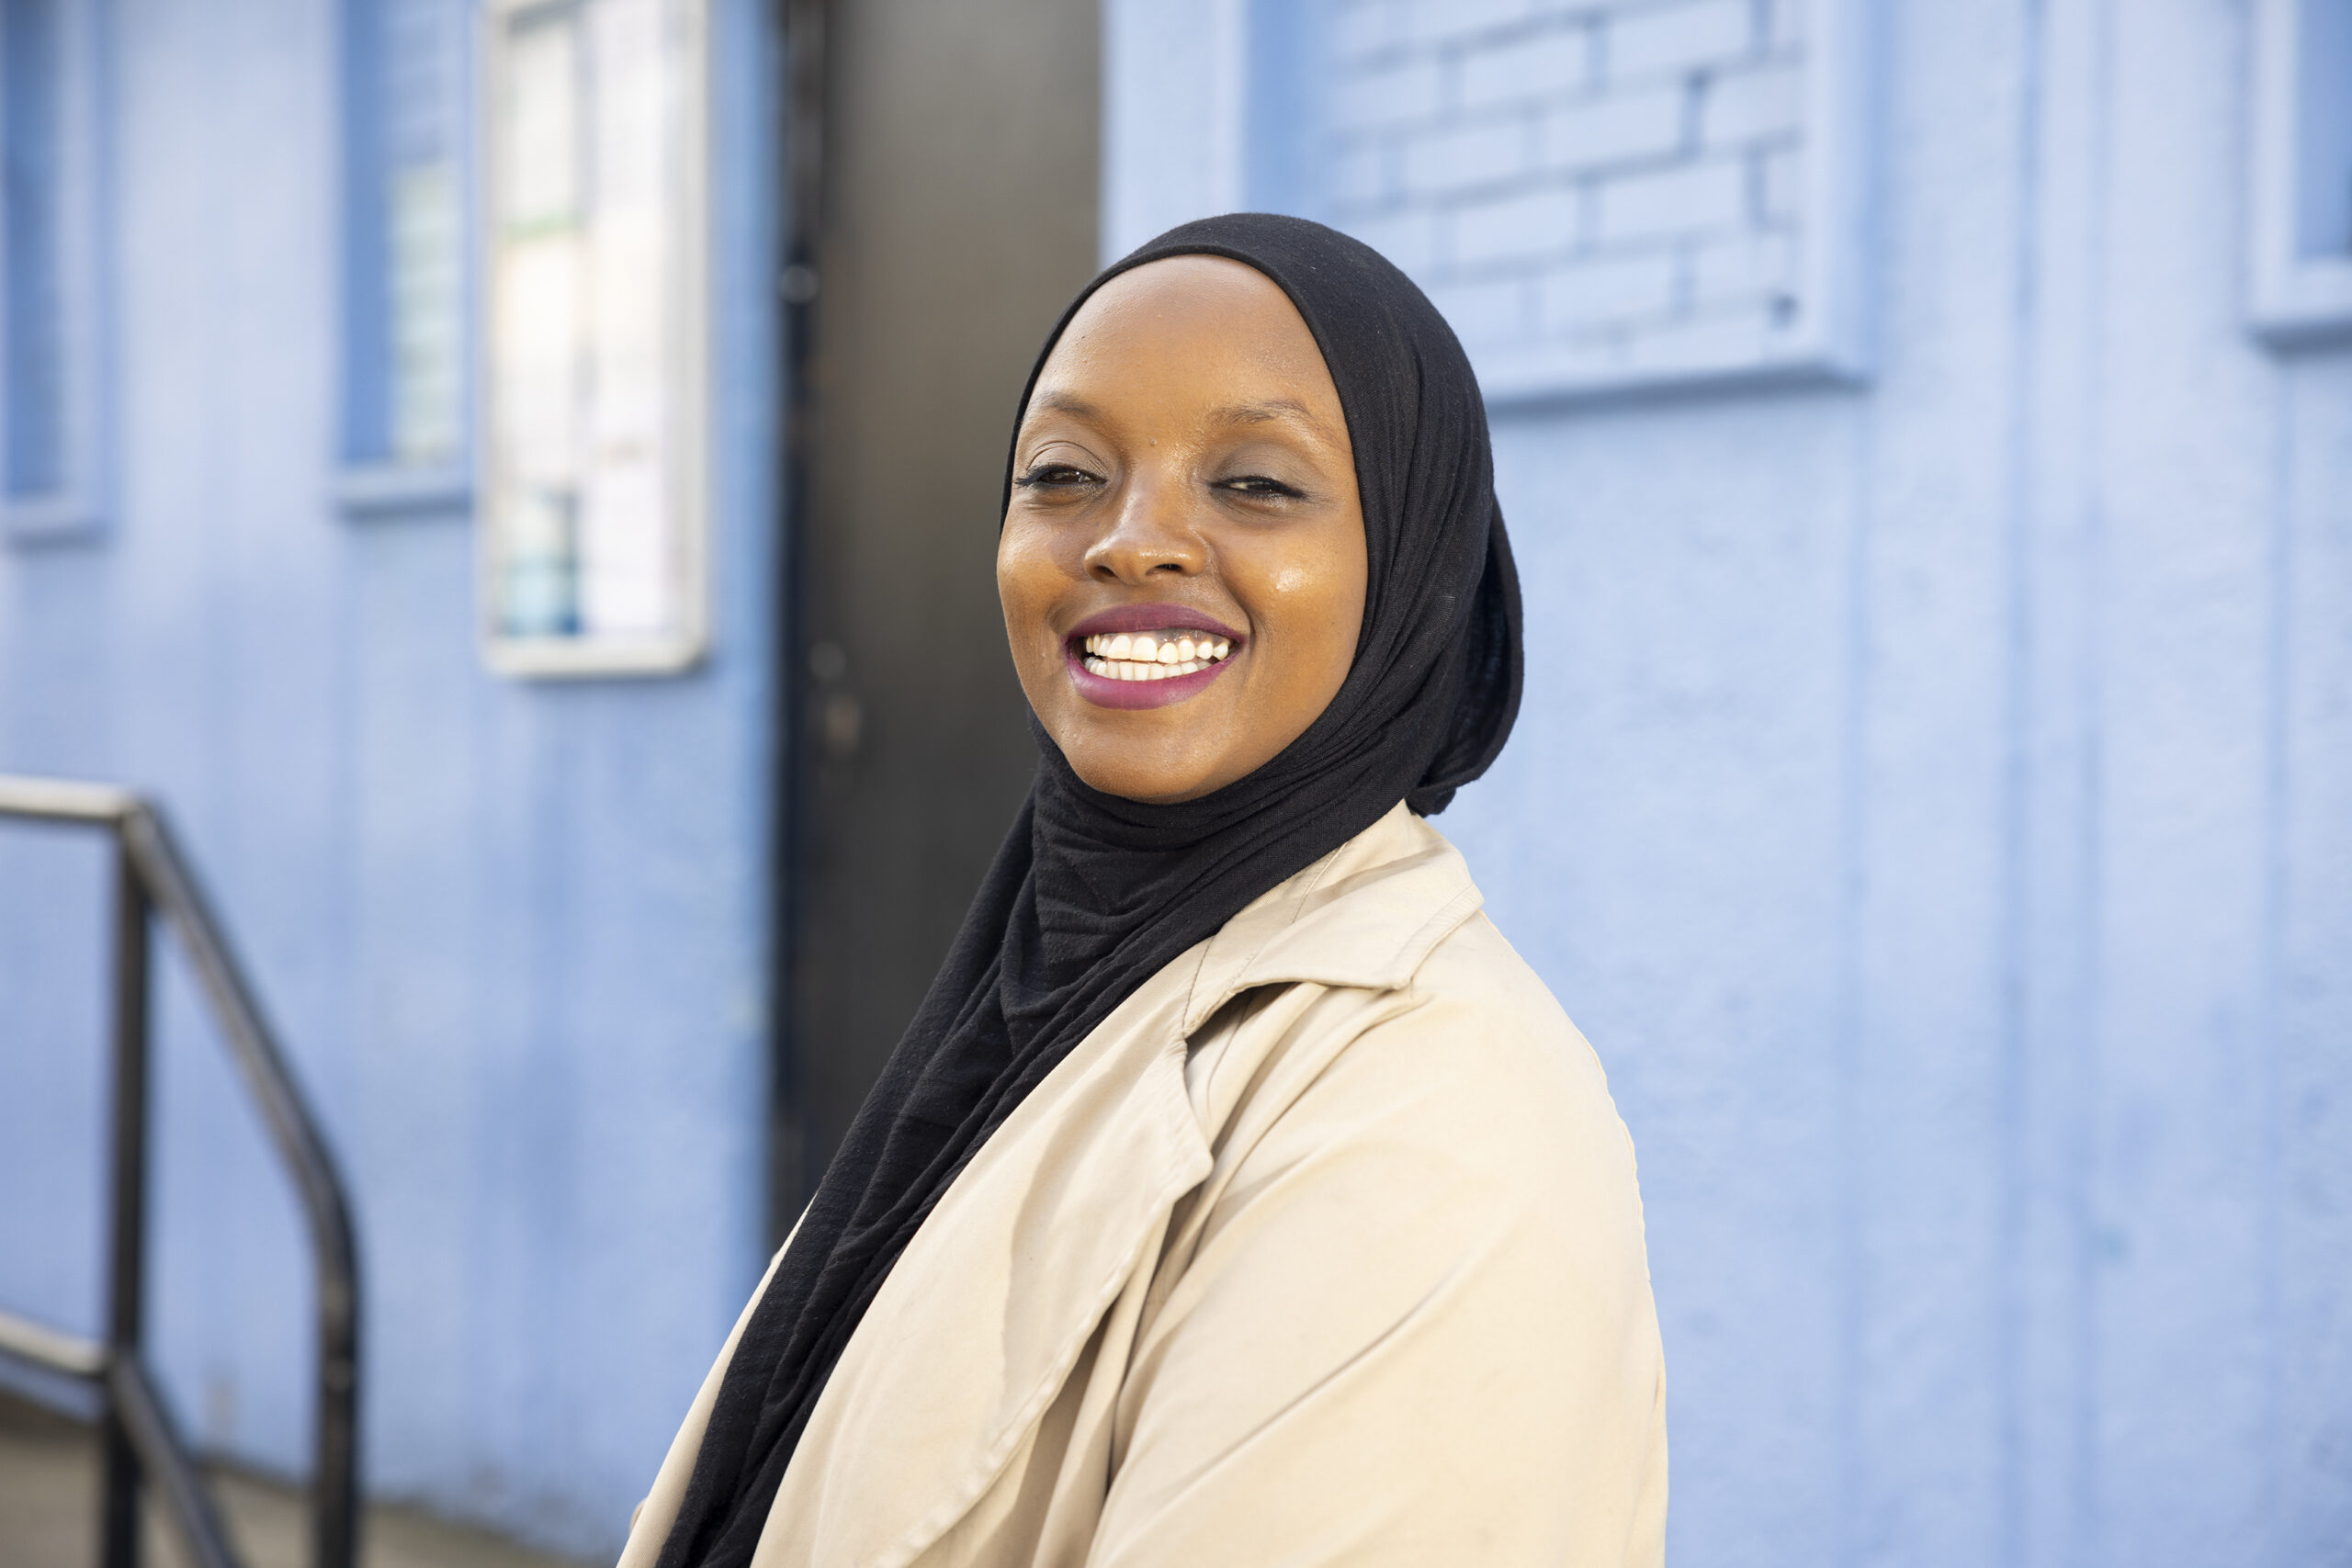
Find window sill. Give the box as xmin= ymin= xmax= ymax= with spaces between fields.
xmin=334 ymin=462 xmax=472 ymax=521
xmin=4 ymin=494 xmax=106 ymax=547
xmin=2250 ymin=255 xmax=2352 ymax=348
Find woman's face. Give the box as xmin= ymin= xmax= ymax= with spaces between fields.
xmin=998 ymin=256 xmax=1368 ymax=805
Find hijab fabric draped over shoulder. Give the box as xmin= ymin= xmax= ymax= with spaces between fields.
xmin=658 ymin=212 xmax=1523 ymax=1568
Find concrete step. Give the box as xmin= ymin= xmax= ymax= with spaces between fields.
xmin=0 ymin=1393 xmax=597 ymax=1568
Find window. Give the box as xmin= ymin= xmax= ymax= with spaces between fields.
xmin=2249 ymin=0 xmax=2352 ymax=342
xmin=480 ymin=0 xmax=709 ymax=676
xmin=1 ymin=0 xmax=106 ymax=542
xmin=338 ymin=0 xmax=471 ymax=513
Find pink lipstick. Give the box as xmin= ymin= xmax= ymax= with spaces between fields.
xmin=1064 ymin=603 xmax=1246 ymax=711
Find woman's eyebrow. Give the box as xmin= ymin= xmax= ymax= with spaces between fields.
xmin=1210 ymin=399 xmax=1339 ymax=442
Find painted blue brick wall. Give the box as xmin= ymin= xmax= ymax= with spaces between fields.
xmin=0 ymin=0 xmax=778 ymax=1555
xmin=1107 ymin=0 xmax=2352 ymax=1563
xmin=1298 ymin=0 xmax=1848 ymax=396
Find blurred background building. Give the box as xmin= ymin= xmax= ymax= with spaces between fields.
xmin=1 ymin=0 xmax=2347 ymax=1563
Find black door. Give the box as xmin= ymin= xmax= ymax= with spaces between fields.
xmin=776 ymin=0 xmax=1100 ymax=1228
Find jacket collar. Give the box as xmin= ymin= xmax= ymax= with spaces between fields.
xmin=1182 ymin=801 xmax=1485 ymax=1034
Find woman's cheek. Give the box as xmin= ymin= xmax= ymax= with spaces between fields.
xmin=996 ymin=529 xmax=1060 ymax=649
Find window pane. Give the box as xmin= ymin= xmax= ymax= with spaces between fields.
xmin=3 ymin=0 xmax=63 ymax=498
xmin=2297 ymin=0 xmax=2352 ymax=258
xmin=345 ymin=0 xmax=466 ymax=470
xmin=385 ymin=0 xmax=462 ymax=462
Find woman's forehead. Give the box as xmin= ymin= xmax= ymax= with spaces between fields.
xmin=1027 ymin=255 xmax=1342 ymax=424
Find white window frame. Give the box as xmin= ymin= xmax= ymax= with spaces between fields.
xmin=477 ymin=0 xmax=711 ymax=679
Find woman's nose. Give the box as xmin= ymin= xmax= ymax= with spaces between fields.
xmin=1083 ymin=472 xmax=1207 ymax=583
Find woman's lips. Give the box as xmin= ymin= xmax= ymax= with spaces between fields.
xmin=1066 ymin=644 xmax=1235 ymax=709
xmin=1062 ymin=603 xmax=1246 ymax=710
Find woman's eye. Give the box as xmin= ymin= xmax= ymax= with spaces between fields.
xmin=1013 ymin=463 xmax=1101 ymax=490
xmin=1216 ymin=474 xmax=1306 ymax=499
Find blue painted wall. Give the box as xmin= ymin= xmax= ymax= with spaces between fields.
xmin=0 ymin=0 xmax=778 ymax=1555
xmin=7 ymin=2 xmax=2348 ymax=1563
xmin=1109 ymin=1 xmax=2352 ymax=1562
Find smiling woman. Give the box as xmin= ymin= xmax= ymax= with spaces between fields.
xmin=621 ymin=215 xmax=1668 ymax=1568
xmin=1001 ymin=255 xmax=1367 ymax=799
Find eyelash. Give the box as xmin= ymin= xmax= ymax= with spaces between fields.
xmin=1011 ymin=465 xmax=1306 ymax=501
xmin=1217 ymin=474 xmax=1306 ymax=500
xmin=1012 ymin=463 xmax=1100 ymax=489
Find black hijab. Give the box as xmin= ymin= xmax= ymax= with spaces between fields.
xmin=657 ymin=212 xmax=1521 ymax=1568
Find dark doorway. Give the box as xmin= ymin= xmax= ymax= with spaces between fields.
xmin=775 ymin=0 xmax=1101 ymax=1230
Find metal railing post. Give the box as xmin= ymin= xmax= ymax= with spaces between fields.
xmin=119 ymin=806 xmax=365 ymax=1568
xmin=99 ymin=838 xmax=152 ymax=1568
xmin=0 ymin=776 xmax=362 ymax=1568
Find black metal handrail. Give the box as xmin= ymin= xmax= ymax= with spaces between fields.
xmin=0 ymin=775 xmax=361 ymax=1568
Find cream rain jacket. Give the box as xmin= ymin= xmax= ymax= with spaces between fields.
xmin=620 ymin=804 xmax=1667 ymax=1567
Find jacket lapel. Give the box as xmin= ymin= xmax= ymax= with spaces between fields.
xmin=757 ymin=950 xmax=1215 ymax=1568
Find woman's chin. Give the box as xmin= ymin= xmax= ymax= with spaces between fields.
xmin=1059 ymin=743 xmax=1228 ymax=806
xmin=1076 ymin=771 xmax=1217 ymax=806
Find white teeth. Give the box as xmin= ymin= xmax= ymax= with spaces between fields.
xmin=1077 ymin=629 xmax=1232 ymax=671
xmin=1079 ymin=629 xmax=1238 ymax=677
xmin=1080 ymin=651 xmax=1221 ymax=682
